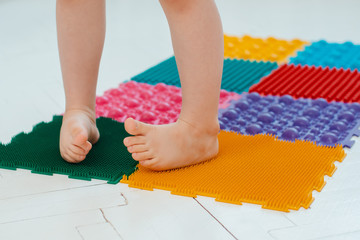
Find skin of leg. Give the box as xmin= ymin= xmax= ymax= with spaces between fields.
xmin=124 ymin=0 xmax=223 ymax=170
xmin=57 ymin=0 xmax=105 ymax=163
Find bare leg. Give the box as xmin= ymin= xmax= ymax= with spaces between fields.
xmin=124 ymin=0 xmax=223 ymax=170
xmin=57 ymin=0 xmax=105 ymax=163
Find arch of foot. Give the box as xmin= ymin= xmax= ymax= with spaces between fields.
xmin=219 ymin=92 xmax=360 ymax=147
xmin=95 ymin=81 xmax=241 ymax=125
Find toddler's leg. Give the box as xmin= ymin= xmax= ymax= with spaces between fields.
xmin=57 ymin=0 xmax=105 ymax=163
xmin=124 ymin=0 xmax=223 ymax=170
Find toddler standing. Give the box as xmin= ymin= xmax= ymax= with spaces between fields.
xmin=57 ymin=0 xmax=223 ymax=170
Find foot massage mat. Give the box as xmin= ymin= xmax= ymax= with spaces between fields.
xmin=131 ymin=56 xmax=278 ymax=93
xmin=0 ymin=116 xmax=137 ymax=184
xmin=249 ymin=64 xmax=360 ymax=103
xmin=224 ymin=34 xmax=308 ymax=64
xmin=290 ymin=40 xmax=360 ymax=70
xmin=95 ymin=81 xmax=241 ymax=124
xmin=121 ymin=131 xmax=345 ymax=212
xmin=219 ymin=93 xmax=360 ymax=148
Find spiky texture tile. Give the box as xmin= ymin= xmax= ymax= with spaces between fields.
xmin=290 ymin=40 xmax=360 ymax=70
xmin=95 ymin=81 xmax=241 ymax=124
xmin=131 ymin=56 xmax=278 ymax=93
xmin=121 ymin=131 xmax=346 ymax=212
xmin=249 ymin=64 xmax=360 ymax=103
xmin=224 ymin=34 xmax=308 ymax=64
xmin=219 ymin=93 xmax=360 ymax=148
xmin=0 ymin=116 xmax=137 ymax=184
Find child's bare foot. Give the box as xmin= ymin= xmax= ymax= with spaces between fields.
xmin=123 ymin=118 xmax=219 ymax=171
xmin=60 ymin=109 xmax=100 ymax=163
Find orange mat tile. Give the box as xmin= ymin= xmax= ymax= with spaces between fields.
xmin=121 ymin=131 xmax=345 ymax=212
xmin=224 ymin=34 xmax=308 ymax=64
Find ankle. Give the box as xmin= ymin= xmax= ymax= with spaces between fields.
xmin=64 ymin=106 xmax=96 ymax=123
xmin=178 ymin=116 xmax=220 ymax=136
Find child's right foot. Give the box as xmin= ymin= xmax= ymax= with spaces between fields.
xmin=59 ymin=109 xmax=100 ymax=163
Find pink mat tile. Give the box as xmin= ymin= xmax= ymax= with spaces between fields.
xmin=95 ymin=81 xmax=240 ymax=124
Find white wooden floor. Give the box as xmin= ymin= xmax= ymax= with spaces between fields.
xmin=1 ymin=0 xmax=360 ymax=239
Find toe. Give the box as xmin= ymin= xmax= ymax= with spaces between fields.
xmin=132 ymin=151 xmax=154 ymax=161
xmin=73 ymin=133 xmax=92 ymax=152
xmin=140 ymin=158 xmax=176 ymax=171
xmin=74 ymin=139 xmax=92 ymax=154
xmin=70 ymin=153 xmax=86 ymax=162
xmin=124 ymin=118 xmax=152 ymax=136
xmin=139 ymin=158 xmax=160 ymax=170
xmin=123 ymin=136 xmax=146 ymax=147
xmin=69 ymin=145 xmax=86 ymax=155
xmin=62 ymin=151 xmax=82 ymax=163
xmin=127 ymin=144 xmax=148 ymax=153
xmin=83 ymin=141 xmax=92 ymax=153
xmin=68 ymin=147 xmax=86 ymax=161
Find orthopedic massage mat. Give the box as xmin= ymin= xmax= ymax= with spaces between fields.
xmin=2 ymin=36 xmax=359 ymax=212
xmin=224 ymin=34 xmax=308 ymax=64
xmin=131 ymin=56 xmax=278 ymax=93
xmin=290 ymin=40 xmax=360 ymax=70
xmin=219 ymin=93 xmax=360 ymax=148
xmin=249 ymin=64 xmax=360 ymax=103
xmin=95 ymin=81 xmax=240 ymax=124
xmin=121 ymin=131 xmax=345 ymax=212
xmin=0 ymin=116 xmax=137 ymax=183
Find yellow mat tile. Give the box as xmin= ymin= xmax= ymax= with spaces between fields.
xmin=224 ymin=34 xmax=308 ymax=64
xmin=121 ymin=131 xmax=345 ymax=212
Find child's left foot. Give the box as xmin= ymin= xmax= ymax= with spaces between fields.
xmin=124 ymin=118 xmax=219 ymax=171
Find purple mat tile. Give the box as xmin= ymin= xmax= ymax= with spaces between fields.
xmin=219 ymin=93 xmax=360 ymax=147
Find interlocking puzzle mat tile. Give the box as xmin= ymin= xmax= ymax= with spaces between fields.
xmin=0 ymin=116 xmax=137 ymax=184
xmin=95 ymin=81 xmax=241 ymax=125
xmin=219 ymin=93 xmax=360 ymax=148
xmin=290 ymin=40 xmax=360 ymax=70
xmin=249 ymin=64 xmax=360 ymax=103
xmin=224 ymin=34 xmax=308 ymax=64
xmin=121 ymin=131 xmax=346 ymax=212
xmin=131 ymin=56 xmax=278 ymax=93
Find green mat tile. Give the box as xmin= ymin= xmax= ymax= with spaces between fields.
xmin=0 ymin=116 xmax=138 ymax=184
xmin=131 ymin=56 xmax=278 ymax=93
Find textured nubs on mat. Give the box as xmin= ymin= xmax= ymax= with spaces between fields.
xmin=219 ymin=93 xmax=360 ymax=148
xmin=95 ymin=81 xmax=240 ymax=124
xmin=290 ymin=40 xmax=360 ymax=70
xmin=121 ymin=131 xmax=346 ymax=212
xmin=249 ymin=64 xmax=360 ymax=103
xmin=131 ymin=56 xmax=278 ymax=93
xmin=224 ymin=34 xmax=308 ymax=64
xmin=0 ymin=116 xmax=137 ymax=184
